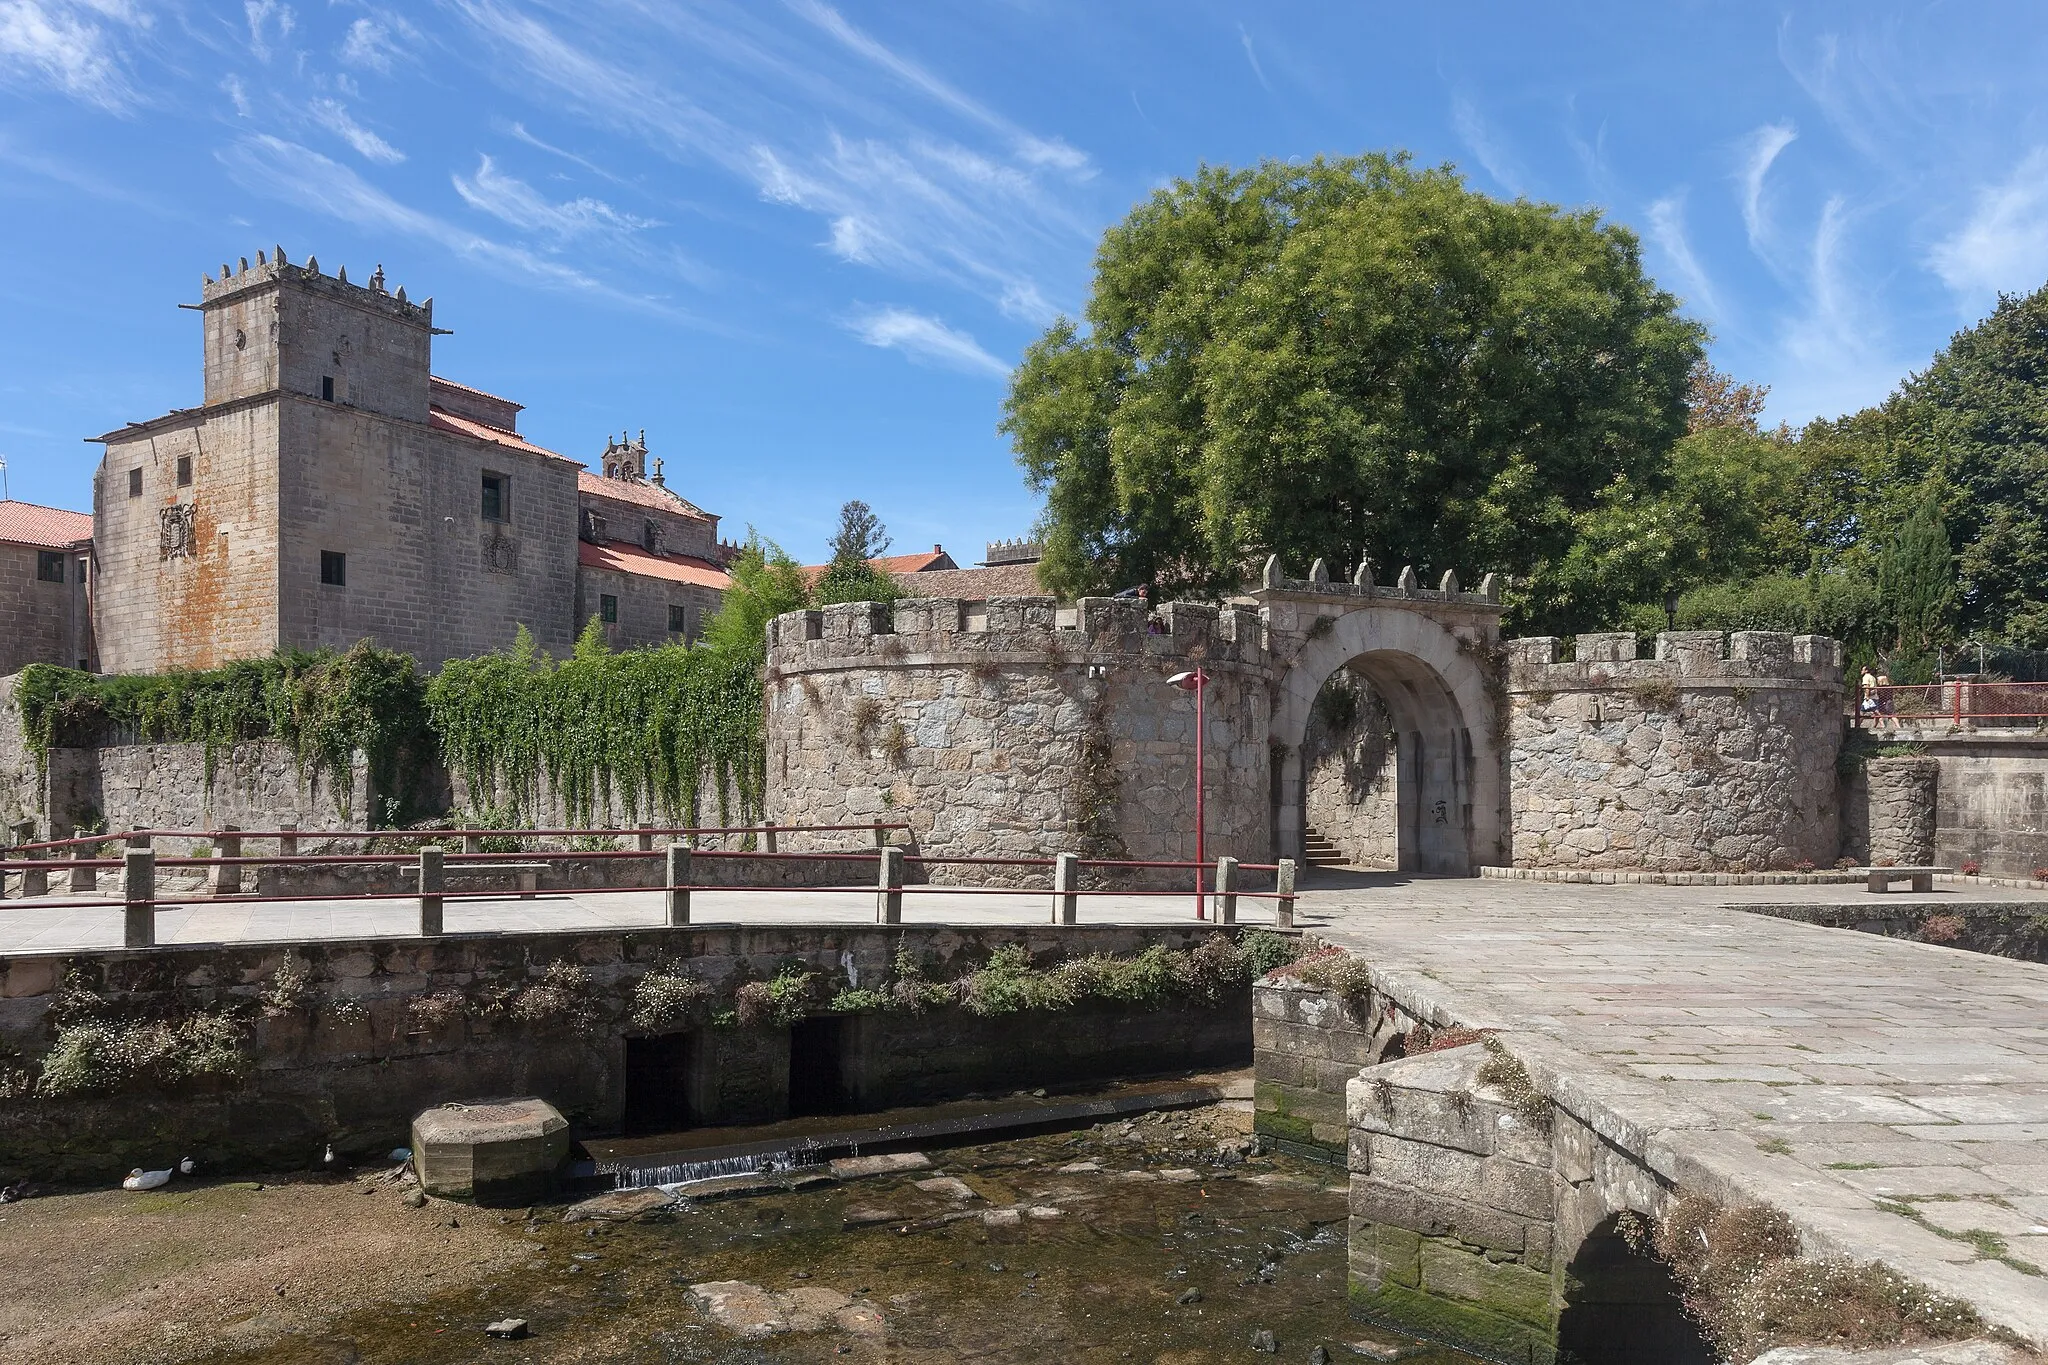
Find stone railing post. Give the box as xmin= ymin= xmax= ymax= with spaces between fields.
xmin=666 ymin=841 xmax=692 ymax=926
xmin=461 ymin=831 xmax=482 ymax=854
xmin=877 ymin=846 xmax=904 ymax=924
xmin=1215 ymin=856 xmax=1239 ymax=925
xmin=20 ymin=844 xmax=47 ymax=899
xmin=70 ymin=842 xmax=95 ymax=893
xmin=1053 ymin=852 xmax=1079 ymax=925
xmin=636 ymin=822 xmax=654 ymax=853
xmin=278 ymin=820 xmax=298 ymax=859
xmin=123 ymin=847 xmax=156 ymax=949
xmin=0 ymin=829 xmax=12 ymax=900
xmin=1275 ymin=857 xmax=1296 ymax=929
xmin=126 ymin=831 xmax=152 ymax=850
xmin=763 ymin=820 xmax=778 ymax=856
xmin=418 ymin=845 xmax=444 ymax=937
xmin=213 ymin=824 xmax=241 ymax=895
xmin=873 ymin=822 xmax=888 ymax=849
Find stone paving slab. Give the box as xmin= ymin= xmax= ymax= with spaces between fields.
xmin=1301 ymin=876 xmax=2048 ymax=1342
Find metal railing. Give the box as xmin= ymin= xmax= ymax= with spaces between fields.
xmin=1857 ymin=681 xmax=2048 ymax=728
xmin=0 ymin=820 xmax=1299 ymax=947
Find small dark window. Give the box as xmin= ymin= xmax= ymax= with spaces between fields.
xmin=127 ymin=468 xmax=142 ymax=498
xmin=176 ymin=455 xmax=192 ymax=486
xmin=321 ymin=375 xmax=335 ymax=402
xmin=37 ymin=551 xmax=64 ymax=583
xmin=481 ymin=472 xmax=509 ymax=522
xmin=643 ymin=519 xmax=660 ymax=552
xmin=320 ymin=551 xmax=346 ymax=587
xmin=668 ymin=603 xmax=687 ymax=633
xmin=600 ymin=594 xmax=618 ymax=623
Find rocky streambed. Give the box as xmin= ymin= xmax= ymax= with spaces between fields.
xmin=130 ymin=1100 xmax=1475 ymax=1364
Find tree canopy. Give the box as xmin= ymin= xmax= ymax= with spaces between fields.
xmin=1003 ymin=152 xmax=1704 ymax=611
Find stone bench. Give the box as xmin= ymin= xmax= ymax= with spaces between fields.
xmin=1860 ymin=866 xmax=1944 ymax=893
xmin=446 ymin=862 xmax=547 ymax=898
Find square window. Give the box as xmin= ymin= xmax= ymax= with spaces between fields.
xmin=668 ymin=603 xmax=687 ymax=633
xmin=320 ymin=550 xmax=346 ymax=587
xmin=481 ymin=472 xmax=509 ymax=522
xmin=600 ymin=594 xmax=618 ymax=623
xmin=36 ymin=551 xmax=64 ymax=583
xmin=321 ymin=375 xmax=335 ymax=402
xmin=127 ymin=468 xmax=142 ymax=498
xmin=176 ymin=455 xmax=192 ymax=487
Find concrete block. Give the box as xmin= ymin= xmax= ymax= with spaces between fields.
xmin=412 ymin=1097 xmax=570 ymax=1205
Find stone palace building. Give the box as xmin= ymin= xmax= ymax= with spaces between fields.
xmin=34 ymin=249 xmax=736 ymax=675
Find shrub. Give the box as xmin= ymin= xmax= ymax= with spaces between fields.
xmin=509 ymin=962 xmax=599 ymax=1031
xmin=1474 ymin=1035 xmax=1551 ymax=1131
xmin=37 ymin=1012 xmax=248 ymax=1097
xmin=260 ymin=960 xmax=310 ymax=1017
xmin=1919 ymin=914 xmax=1965 ymax=944
xmin=631 ymin=963 xmax=712 ymax=1032
xmin=958 ymin=945 xmax=1074 ymax=1016
xmin=1960 ymin=860 xmax=1982 ymax=876
xmin=1627 ymin=677 xmax=1681 ymax=710
xmin=1241 ymin=930 xmax=1304 ymax=978
xmin=1654 ymin=1195 xmax=1983 ymax=1359
xmin=734 ymin=966 xmax=818 ymax=1029
xmin=406 ymin=990 xmax=466 ymax=1031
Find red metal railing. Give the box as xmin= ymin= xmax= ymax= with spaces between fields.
xmin=1858 ymin=681 xmax=2048 ymax=727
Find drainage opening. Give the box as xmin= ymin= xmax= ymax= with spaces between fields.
xmin=624 ymin=1031 xmax=698 ymax=1134
xmin=788 ymin=1016 xmax=851 ymax=1116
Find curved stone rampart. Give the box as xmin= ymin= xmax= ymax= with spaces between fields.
xmin=1505 ymin=630 xmax=1846 ymax=872
xmin=764 ymin=597 xmax=1272 ymax=885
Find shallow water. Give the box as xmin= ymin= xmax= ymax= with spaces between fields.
xmin=197 ymin=1118 xmax=1480 ymax=1364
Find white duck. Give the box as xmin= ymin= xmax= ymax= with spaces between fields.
xmin=122 ymin=1167 xmax=171 ymax=1191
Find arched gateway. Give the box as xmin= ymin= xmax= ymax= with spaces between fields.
xmin=1254 ymin=558 xmax=1508 ymax=875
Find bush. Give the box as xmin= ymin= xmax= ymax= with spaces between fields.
xmin=735 ymin=966 xmax=818 ymax=1029
xmin=509 ymin=962 xmax=599 ymax=1031
xmin=631 ymin=963 xmax=712 ymax=1032
xmin=37 ymin=1012 xmax=248 ymax=1097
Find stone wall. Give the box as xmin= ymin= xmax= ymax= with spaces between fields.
xmin=1840 ymin=756 xmax=1940 ymax=867
xmin=574 ymin=557 xmax=718 ymax=651
xmin=764 ymin=597 xmax=1273 ymax=884
xmin=1505 ymin=630 xmax=1846 ymax=872
xmin=0 ymin=923 xmax=1257 ymax=1180
xmin=0 ymin=541 xmax=91 ymax=676
xmin=1301 ymin=671 xmax=1399 ymax=868
xmin=1907 ymin=733 xmax=2048 ymax=879
xmin=1253 ymin=976 xmax=1419 ymax=1160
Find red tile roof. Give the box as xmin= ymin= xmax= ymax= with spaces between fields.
xmin=800 ymin=546 xmax=957 ymax=585
xmin=577 ymin=471 xmax=710 ymax=520
xmin=897 ymin=562 xmax=1044 ymax=598
xmin=0 ymin=500 xmax=92 ymax=550
xmin=578 ymin=539 xmax=731 ymax=589
xmin=428 ymin=375 xmax=523 ymax=411
xmin=427 ymin=406 xmax=576 ymax=462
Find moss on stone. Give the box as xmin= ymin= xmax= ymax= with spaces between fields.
xmin=1350 ymin=1279 xmax=1557 ymax=1364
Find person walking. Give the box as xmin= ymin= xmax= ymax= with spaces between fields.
xmin=1874 ymin=672 xmax=1900 ymax=733
xmin=1860 ymin=666 xmax=1879 ymax=727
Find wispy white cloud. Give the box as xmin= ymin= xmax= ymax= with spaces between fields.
xmin=308 ymin=97 xmax=404 ymax=164
xmin=1645 ymin=194 xmax=1720 ymax=320
xmin=845 ymin=307 xmax=1008 ymax=377
xmin=453 ymin=153 xmax=651 ymax=237
xmin=1928 ymin=147 xmax=2048 ymax=312
xmin=0 ymin=0 xmax=148 ymax=110
xmin=220 ymin=71 xmax=250 ymax=117
xmin=216 ymin=134 xmax=675 ymax=314
xmin=1451 ymin=93 xmax=1521 ymax=195
xmin=1737 ymin=122 xmax=1797 ymax=253
xmin=450 ymin=0 xmax=1088 ymax=320
xmin=339 ymin=14 xmax=414 ymax=75
xmin=243 ymin=0 xmax=292 ymax=63
xmin=1238 ymin=24 xmax=1270 ymax=93
xmin=1770 ymin=196 xmax=1916 ymax=422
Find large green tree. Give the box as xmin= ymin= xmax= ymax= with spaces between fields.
xmin=1002 ymin=153 xmax=1704 ymax=612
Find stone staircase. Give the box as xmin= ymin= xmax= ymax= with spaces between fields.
xmin=1301 ymin=826 xmax=1347 ymax=868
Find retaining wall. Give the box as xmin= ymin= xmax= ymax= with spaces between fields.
xmin=0 ymin=923 xmax=1258 ymax=1181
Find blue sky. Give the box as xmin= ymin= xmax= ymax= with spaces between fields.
xmin=4 ymin=3 xmax=2048 ymax=563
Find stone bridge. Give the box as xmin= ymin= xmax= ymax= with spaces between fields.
xmin=1254 ymin=876 xmax=2048 ymax=1361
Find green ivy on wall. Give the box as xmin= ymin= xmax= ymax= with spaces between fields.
xmin=425 ymin=622 xmax=763 ymax=828
xmin=14 ymin=643 xmax=431 ymax=818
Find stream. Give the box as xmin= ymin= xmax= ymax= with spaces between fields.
xmin=191 ymin=1104 xmax=1479 ymax=1364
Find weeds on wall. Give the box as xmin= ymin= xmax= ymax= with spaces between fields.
xmin=1653 ymin=1195 xmax=1984 ymax=1359
xmin=426 ymin=623 xmax=763 ymax=828
xmin=1070 ymin=695 xmax=1127 ymax=858
xmin=14 ymin=644 xmax=432 ymax=820
xmin=35 ymin=982 xmax=249 ymax=1098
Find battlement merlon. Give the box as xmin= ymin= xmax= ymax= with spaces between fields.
xmin=765 ymin=595 xmax=1270 ymax=667
xmin=1248 ymin=556 xmax=1505 ymax=614
xmin=197 ymin=248 xmax=436 ymax=329
xmin=1505 ymin=630 xmax=1846 ymax=690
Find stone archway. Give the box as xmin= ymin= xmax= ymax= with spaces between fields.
xmin=1257 ymin=570 xmax=1506 ymax=874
